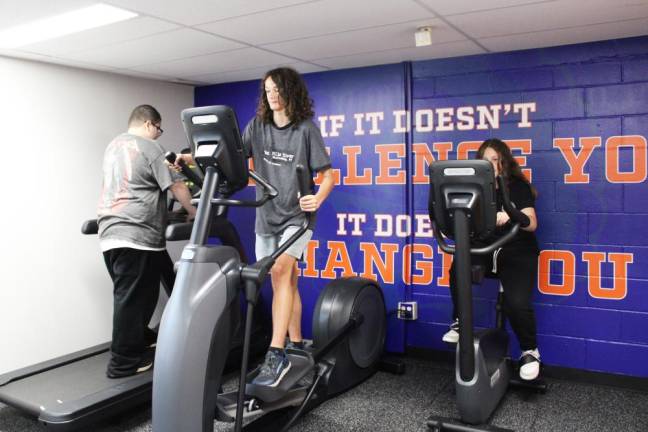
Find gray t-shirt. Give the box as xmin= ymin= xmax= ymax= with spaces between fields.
xmin=242 ymin=117 xmax=331 ymax=234
xmin=97 ymin=133 xmax=178 ymax=249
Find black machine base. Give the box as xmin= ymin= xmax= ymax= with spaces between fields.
xmin=377 ymin=355 xmax=406 ymax=375
xmin=427 ymin=416 xmax=514 ymax=432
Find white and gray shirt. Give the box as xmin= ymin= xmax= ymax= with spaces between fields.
xmin=242 ymin=117 xmax=331 ymax=235
xmin=97 ymin=133 xmax=178 ymax=251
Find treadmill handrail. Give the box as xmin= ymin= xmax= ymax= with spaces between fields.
xmin=81 ymin=219 xmax=98 ymax=235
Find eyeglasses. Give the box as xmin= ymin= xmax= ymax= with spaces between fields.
xmin=150 ymin=122 xmax=163 ymax=135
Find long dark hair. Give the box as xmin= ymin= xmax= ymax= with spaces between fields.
xmin=256 ymin=67 xmax=314 ymax=126
xmin=477 ymin=138 xmax=537 ymax=198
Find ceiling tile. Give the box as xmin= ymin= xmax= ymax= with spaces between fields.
xmin=19 ymin=17 xmax=178 ymax=56
xmin=416 ymin=0 xmax=555 ymax=16
xmin=197 ymin=0 xmax=434 ymax=45
xmin=130 ymin=47 xmax=296 ymax=77
xmin=447 ymin=0 xmax=648 ymax=38
xmin=2 ymin=0 xmax=647 ymax=86
xmin=189 ymin=62 xmax=327 ymax=85
xmin=62 ymin=28 xmax=245 ymax=68
xmin=105 ymin=0 xmax=317 ymax=26
xmin=313 ymin=40 xmax=483 ymax=70
xmin=0 ymin=0 xmax=95 ymax=28
xmin=109 ymin=68 xmax=203 ymax=85
xmin=262 ymin=18 xmax=464 ymax=61
xmin=480 ymin=17 xmax=648 ymax=52
xmin=0 ymin=49 xmax=116 ymax=71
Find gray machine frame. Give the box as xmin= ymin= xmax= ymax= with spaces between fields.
xmin=152 ymin=105 xmax=387 ymax=432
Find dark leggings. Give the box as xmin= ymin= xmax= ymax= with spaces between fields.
xmin=449 ymin=247 xmax=538 ymax=351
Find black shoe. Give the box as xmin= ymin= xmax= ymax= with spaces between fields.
xmin=107 ymin=348 xmax=155 ymax=379
xmin=251 ymin=350 xmax=291 ymax=387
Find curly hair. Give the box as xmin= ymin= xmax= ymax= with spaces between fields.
xmin=256 ymin=67 xmax=314 ymax=126
xmin=477 ymin=138 xmax=537 ymax=198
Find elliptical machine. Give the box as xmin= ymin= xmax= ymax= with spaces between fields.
xmin=152 ymin=105 xmax=387 ymax=432
xmin=426 ymin=160 xmax=545 ymax=432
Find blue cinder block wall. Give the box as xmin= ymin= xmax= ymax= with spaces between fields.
xmin=410 ymin=36 xmax=648 ymax=377
xmin=195 ymin=35 xmax=648 ymax=377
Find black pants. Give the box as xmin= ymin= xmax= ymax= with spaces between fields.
xmin=449 ymin=247 xmax=538 ymax=351
xmin=103 ymin=248 xmax=168 ymax=374
xmin=159 ymin=250 xmax=176 ymax=297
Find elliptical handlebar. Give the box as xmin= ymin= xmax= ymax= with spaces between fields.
xmin=165 ymin=151 xmax=204 ymax=188
xmin=296 ymin=164 xmax=315 ymax=229
xmin=239 ymin=164 xmax=313 ymax=283
xmin=193 ymin=170 xmax=277 ymax=208
xmin=432 ymin=174 xmax=525 ymax=256
xmin=296 ymin=164 xmax=312 ymax=199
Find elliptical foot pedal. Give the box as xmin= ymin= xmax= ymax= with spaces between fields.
xmin=510 ymin=376 xmax=547 ymax=394
xmin=427 ymin=416 xmax=514 ymax=432
xmin=245 ymin=351 xmax=315 ymax=403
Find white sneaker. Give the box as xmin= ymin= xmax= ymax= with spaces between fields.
xmin=519 ymin=349 xmax=541 ymax=381
xmin=442 ymin=319 xmax=459 ymax=344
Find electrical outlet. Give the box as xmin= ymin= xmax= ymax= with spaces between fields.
xmin=397 ymin=302 xmax=418 ymax=320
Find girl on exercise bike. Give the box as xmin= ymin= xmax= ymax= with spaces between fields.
xmin=442 ymin=138 xmax=541 ymax=381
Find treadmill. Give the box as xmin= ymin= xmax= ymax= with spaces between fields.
xmin=0 ymin=343 xmax=156 ymax=431
xmin=0 ymin=217 xmax=168 ymax=431
xmin=0 ymin=162 xmax=262 ymax=431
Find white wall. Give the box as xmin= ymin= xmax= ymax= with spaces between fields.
xmin=0 ymin=57 xmax=194 ymax=374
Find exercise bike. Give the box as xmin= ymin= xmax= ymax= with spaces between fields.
xmin=152 ymin=105 xmax=387 ymax=432
xmin=426 ymin=160 xmax=546 ymax=432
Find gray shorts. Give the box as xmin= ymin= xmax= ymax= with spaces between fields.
xmin=255 ymin=226 xmax=313 ymax=260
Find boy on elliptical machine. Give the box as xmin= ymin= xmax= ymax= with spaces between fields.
xmin=241 ymin=67 xmax=335 ymax=386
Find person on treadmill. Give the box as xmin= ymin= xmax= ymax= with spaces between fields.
xmin=442 ymin=138 xmax=541 ymax=381
xmin=243 ymin=67 xmax=335 ymax=387
xmin=97 ymin=105 xmax=196 ymax=378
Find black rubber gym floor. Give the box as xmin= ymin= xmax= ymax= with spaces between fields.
xmin=1 ymin=356 xmax=647 ymax=431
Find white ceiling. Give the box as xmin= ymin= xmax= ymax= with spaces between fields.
xmin=1 ymin=0 xmax=647 ymax=86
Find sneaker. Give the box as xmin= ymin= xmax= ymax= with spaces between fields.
xmin=106 ymin=349 xmax=155 ymax=379
xmin=251 ymin=350 xmax=291 ymax=387
xmin=519 ymin=349 xmax=541 ymax=381
xmin=442 ymin=319 xmax=459 ymax=344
